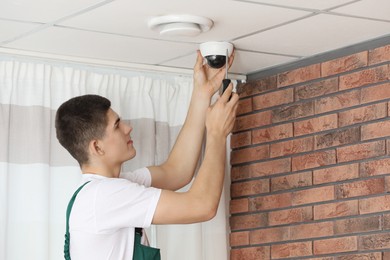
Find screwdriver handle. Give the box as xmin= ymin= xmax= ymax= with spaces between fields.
xmin=222 ymin=78 xmax=231 ymax=94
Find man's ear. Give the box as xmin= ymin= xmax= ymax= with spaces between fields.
xmin=89 ymin=139 xmax=105 ymax=156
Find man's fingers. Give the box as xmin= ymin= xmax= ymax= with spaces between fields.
xmin=208 ymin=67 xmax=226 ymax=91
xmin=194 ymin=50 xmax=204 ymax=71
xmin=229 ymin=91 xmax=240 ymax=107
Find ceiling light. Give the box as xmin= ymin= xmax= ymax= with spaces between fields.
xmin=148 ymin=15 xmax=213 ymax=37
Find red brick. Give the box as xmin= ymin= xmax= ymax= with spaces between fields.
xmin=314 ymin=236 xmax=358 ymax=254
xmin=314 ymin=127 xmax=360 ymax=150
xmin=359 ymin=195 xmax=390 ymax=214
xmin=386 ymin=176 xmax=390 ymax=193
xmin=336 ymin=140 xmax=386 ymax=163
xmin=253 ymin=88 xmax=293 ymax=110
xmin=292 ymin=150 xmax=336 ymax=171
xmin=236 ymin=98 xmax=252 ymax=115
xmin=249 ymin=192 xmax=292 ymax=211
xmin=339 ymin=102 xmax=387 ymax=127
xmin=335 ymin=177 xmax=385 ymax=199
xmin=238 ymin=76 xmax=277 ymax=98
xmin=388 ymin=139 xmax=390 ymax=156
xmin=321 ymin=51 xmax=368 ymax=77
xmin=231 ymin=145 xmax=269 ymax=165
xmin=252 ymin=123 xmax=293 ymax=144
xmin=231 ymin=179 xmax=270 ymax=198
xmin=361 ymin=119 xmax=390 ymax=141
xmin=315 ymin=90 xmax=361 ymax=114
xmin=233 ymin=111 xmax=272 ymax=132
xmin=231 ymin=131 xmax=251 ymax=149
xmin=272 ymin=101 xmax=314 ymax=123
xmin=359 ymin=233 xmax=390 ymax=250
xmin=313 ymin=163 xmax=359 ymax=185
xmin=270 ymin=136 xmax=313 ymax=158
xmin=230 ymin=198 xmax=249 ymax=214
xmin=361 ymin=82 xmax=390 ymax=104
xmin=369 ymin=44 xmax=390 ymax=65
xmin=230 ymin=213 xmax=267 ymax=230
xmin=268 ymin=206 xmax=312 ymax=226
xmin=336 ymin=252 xmax=382 ymax=260
xmin=334 ymin=215 xmax=381 ymax=235
xmin=383 ymin=213 xmax=390 ymax=229
xmin=230 ymin=246 xmax=270 ymax=260
xmin=290 ymin=221 xmax=334 ymax=240
xmin=230 ymin=231 xmax=249 ymax=247
xmin=339 ymin=64 xmax=389 ymax=90
xmin=277 ymin=64 xmax=321 ymax=88
xmin=271 ymin=171 xmax=312 ymax=192
xmin=295 ymin=78 xmax=339 ymax=101
xmin=294 ymin=114 xmax=338 ymax=136
xmin=271 ymin=241 xmax=312 ymax=258
xmin=314 ymin=200 xmax=359 ymax=220
xmin=250 ymin=226 xmax=289 ymax=244
xmin=360 ymin=158 xmax=390 ymax=177
xmin=231 ymin=166 xmax=251 ymax=181
xmin=231 ymin=158 xmax=291 ymax=181
xmin=292 ymin=185 xmax=335 ymax=206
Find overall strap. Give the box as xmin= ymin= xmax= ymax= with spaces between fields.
xmin=64 ymin=181 xmax=91 ymax=260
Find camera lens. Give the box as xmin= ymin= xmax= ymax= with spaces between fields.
xmin=205 ymin=55 xmax=226 ymax=69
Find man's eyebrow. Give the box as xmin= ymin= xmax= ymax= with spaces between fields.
xmin=114 ymin=117 xmax=121 ymax=127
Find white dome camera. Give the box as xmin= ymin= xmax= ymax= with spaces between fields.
xmin=200 ymin=41 xmax=233 ymax=69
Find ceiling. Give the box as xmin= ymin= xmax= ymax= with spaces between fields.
xmin=0 ymin=0 xmax=389 ymax=79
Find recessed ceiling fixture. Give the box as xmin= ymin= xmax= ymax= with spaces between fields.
xmin=148 ymin=15 xmax=213 ymax=37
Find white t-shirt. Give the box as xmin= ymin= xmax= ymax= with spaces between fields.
xmin=69 ymin=167 xmax=161 ymax=260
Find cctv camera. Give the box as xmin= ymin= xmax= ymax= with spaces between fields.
xmin=199 ymin=41 xmax=233 ymax=69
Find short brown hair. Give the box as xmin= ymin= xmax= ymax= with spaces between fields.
xmin=55 ymin=94 xmax=111 ymax=166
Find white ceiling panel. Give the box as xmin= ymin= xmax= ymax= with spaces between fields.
xmin=230 ymin=51 xmax=299 ymax=75
xmin=234 ymin=13 xmax=390 ymax=57
xmin=4 ymin=26 xmax=198 ymax=64
xmin=0 ymin=0 xmax=107 ymax=23
xmin=0 ymin=20 xmax=40 ymax=43
xmin=332 ymin=0 xmax=390 ymax=21
xmin=59 ymin=0 xmax=310 ymax=42
xmin=237 ymin=0 xmax=355 ymax=10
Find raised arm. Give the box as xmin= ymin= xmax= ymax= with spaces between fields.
xmin=152 ymin=84 xmax=239 ymax=224
xmin=148 ymin=50 xmax=234 ymax=190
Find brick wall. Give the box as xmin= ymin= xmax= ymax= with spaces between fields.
xmin=229 ymin=44 xmax=390 ymax=260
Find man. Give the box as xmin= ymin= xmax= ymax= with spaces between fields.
xmin=55 ymin=50 xmax=239 ymax=259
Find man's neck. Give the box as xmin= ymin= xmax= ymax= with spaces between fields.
xmin=81 ymin=164 xmax=121 ymax=178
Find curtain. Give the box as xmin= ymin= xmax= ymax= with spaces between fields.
xmin=0 ymin=56 xmax=229 ymax=260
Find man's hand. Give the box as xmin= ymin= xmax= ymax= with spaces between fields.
xmin=193 ymin=50 xmax=235 ymax=100
xmin=206 ymin=83 xmax=239 ymax=138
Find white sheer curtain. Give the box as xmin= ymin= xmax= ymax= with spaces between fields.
xmin=0 ymin=55 xmax=229 ymax=260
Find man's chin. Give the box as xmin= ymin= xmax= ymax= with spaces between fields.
xmin=128 ymin=150 xmax=136 ymax=160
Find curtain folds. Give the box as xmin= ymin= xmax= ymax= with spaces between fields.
xmin=0 ymin=56 xmax=229 ymax=260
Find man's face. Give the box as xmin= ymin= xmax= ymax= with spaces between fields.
xmin=99 ymin=108 xmax=136 ymax=167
